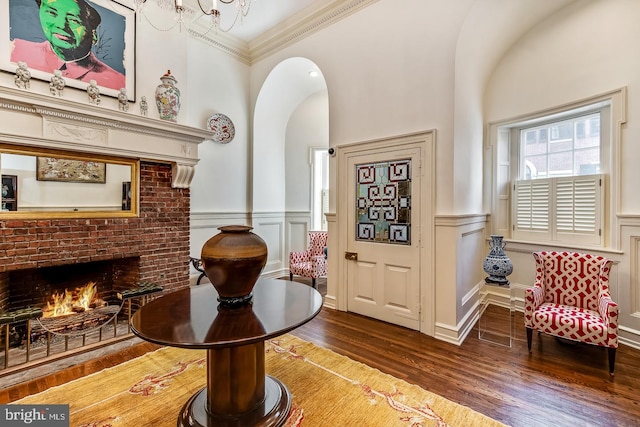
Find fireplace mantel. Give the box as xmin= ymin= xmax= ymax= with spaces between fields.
xmin=0 ymin=86 xmax=211 ymax=188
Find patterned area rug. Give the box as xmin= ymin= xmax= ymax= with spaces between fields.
xmin=15 ymin=335 xmax=506 ymax=426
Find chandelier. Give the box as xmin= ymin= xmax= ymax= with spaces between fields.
xmin=134 ymin=0 xmax=253 ymax=33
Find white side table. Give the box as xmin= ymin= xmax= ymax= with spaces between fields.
xmin=478 ymin=281 xmax=515 ymax=347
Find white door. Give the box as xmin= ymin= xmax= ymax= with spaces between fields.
xmin=345 ymin=145 xmax=422 ymax=330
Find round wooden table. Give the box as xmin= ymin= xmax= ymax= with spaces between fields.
xmin=130 ymin=279 xmax=323 ymax=427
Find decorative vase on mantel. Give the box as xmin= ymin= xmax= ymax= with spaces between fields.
xmin=155 ymin=70 xmax=180 ymax=122
xmin=482 ymin=235 xmax=513 ymax=286
xmin=200 ymin=225 xmax=268 ymax=306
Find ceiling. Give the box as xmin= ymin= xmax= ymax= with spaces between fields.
xmin=165 ymin=0 xmax=373 ymax=62
xmin=204 ymin=0 xmax=335 ymax=42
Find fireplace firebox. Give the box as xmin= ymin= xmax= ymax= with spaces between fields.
xmin=0 ymin=258 xmax=164 ymax=374
xmin=3 ymin=258 xmax=139 ymax=315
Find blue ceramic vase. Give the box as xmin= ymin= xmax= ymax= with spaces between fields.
xmin=482 ymin=235 xmax=513 ymax=286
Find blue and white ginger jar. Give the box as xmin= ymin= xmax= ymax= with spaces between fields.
xmin=482 ymin=235 xmax=513 ymax=285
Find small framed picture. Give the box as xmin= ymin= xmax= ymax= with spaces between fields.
xmin=36 ymin=157 xmax=106 ymax=183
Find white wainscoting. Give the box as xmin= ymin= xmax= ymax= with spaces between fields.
xmin=433 ymin=214 xmax=488 ymax=345
xmin=618 ymin=219 xmax=640 ymax=349
xmin=248 ymin=212 xmax=285 ymax=279
xmin=287 ymin=214 xmax=312 ymax=255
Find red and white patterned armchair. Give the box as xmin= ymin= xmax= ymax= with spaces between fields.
xmin=525 ymin=251 xmax=618 ymax=375
xmin=289 ymin=231 xmax=328 ymax=289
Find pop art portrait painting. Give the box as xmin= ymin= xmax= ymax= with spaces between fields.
xmin=1 ymin=0 xmax=135 ymax=100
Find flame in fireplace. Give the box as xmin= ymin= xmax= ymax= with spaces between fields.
xmin=43 ymin=281 xmax=102 ymax=318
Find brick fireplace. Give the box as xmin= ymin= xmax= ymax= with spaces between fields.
xmin=0 ymin=162 xmax=192 ymax=373
xmin=0 ymin=85 xmax=211 ymax=374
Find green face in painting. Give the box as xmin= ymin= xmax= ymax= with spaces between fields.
xmin=38 ymin=0 xmax=96 ymax=61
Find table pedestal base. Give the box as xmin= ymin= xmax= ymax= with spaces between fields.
xmin=178 ymin=375 xmax=291 ymax=427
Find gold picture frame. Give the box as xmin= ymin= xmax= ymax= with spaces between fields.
xmin=36 ymin=157 xmax=106 ymax=183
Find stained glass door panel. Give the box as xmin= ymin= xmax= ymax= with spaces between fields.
xmin=356 ymin=159 xmax=411 ymax=245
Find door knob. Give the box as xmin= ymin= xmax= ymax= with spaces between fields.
xmin=344 ymin=252 xmax=358 ymax=260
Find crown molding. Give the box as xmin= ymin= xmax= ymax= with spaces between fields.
xmin=188 ymin=19 xmax=252 ymax=65
xmin=248 ymin=0 xmax=377 ymax=63
xmin=188 ymin=0 xmax=377 ymax=64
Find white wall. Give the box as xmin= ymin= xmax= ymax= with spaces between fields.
xmin=251 ymin=0 xmax=472 ymax=214
xmin=187 ymin=38 xmax=251 ymax=215
xmin=253 ymin=57 xmax=326 ymax=213
xmin=285 ymin=91 xmax=329 ymax=213
xmin=484 ymin=0 xmax=640 ymax=347
xmin=486 ymin=0 xmax=640 ymax=214
xmin=454 ymin=0 xmax=575 ymax=214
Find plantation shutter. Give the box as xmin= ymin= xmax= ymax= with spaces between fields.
xmin=513 ymin=174 xmax=603 ymax=245
xmin=556 ymin=176 xmax=598 ymax=232
xmin=514 ymin=180 xmax=549 ymax=232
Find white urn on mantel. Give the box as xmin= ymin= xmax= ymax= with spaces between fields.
xmin=155 ymin=70 xmax=181 ymax=122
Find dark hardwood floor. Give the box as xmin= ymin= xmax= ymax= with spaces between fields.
xmin=1 ymin=279 xmax=639 ymax=427
xmin=294 ymin=308 xmax=640 ymax=427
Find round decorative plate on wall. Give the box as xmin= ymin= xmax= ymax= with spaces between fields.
xmin=207 ymin=113 xmax=235 ymax=144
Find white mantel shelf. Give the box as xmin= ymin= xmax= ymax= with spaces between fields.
xmin=0 ymin=86 xmax=211 ymax=188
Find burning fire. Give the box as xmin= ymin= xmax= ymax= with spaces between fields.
xmin=43 ymin=281 xmax=106 ymax=318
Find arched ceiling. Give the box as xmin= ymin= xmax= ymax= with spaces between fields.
xmin=456 ymin=0 xmax=578 ymax=93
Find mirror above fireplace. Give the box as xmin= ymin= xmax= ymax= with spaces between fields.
xmin=0 ymin=144 xmax=139 ymax=218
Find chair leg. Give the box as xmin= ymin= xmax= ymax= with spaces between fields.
xmin=196 ymin=272 xmax=206 ymax=286
xmin=608 ymin=347 xmax=616 ymax=376
xmin=289 ymin=273 xmax=293 ymax=281
xmin=526 ymin=327 xmax=533 ymax=353
xmin=312 ymin=278 xmax=317 ymax=289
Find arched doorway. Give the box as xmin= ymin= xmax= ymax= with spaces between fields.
xmin=252 ymin=57 xmax=329 ymax=279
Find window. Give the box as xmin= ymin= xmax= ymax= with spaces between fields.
xmin=488 ymin=88 xmax=625 ymax=250
xmin=511 ymin=106 xmax=609 ymax=246
xmin=518 ymin=113 xmax=601 ymax=180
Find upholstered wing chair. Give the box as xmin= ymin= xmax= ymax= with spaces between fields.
xmin=289 ymin=231 xmax=328 ymax=289
xmin=525 ymin=251 xmax=618 ymax=375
